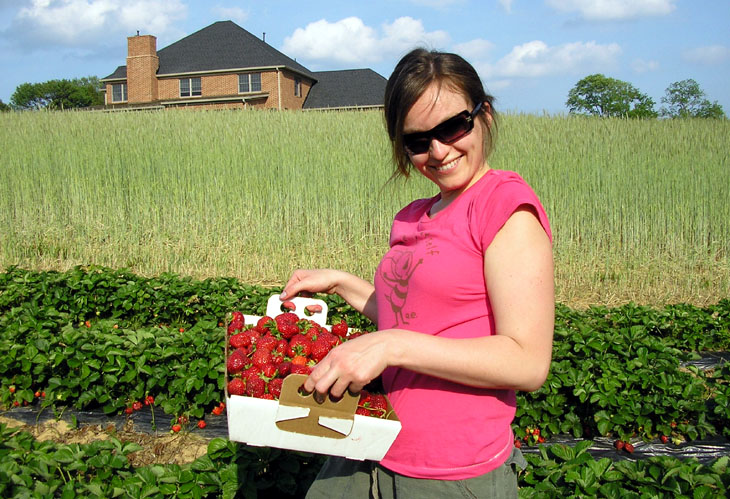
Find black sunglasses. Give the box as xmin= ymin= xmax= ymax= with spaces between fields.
xmin=403 ymin=101 xmax=483 ymax=155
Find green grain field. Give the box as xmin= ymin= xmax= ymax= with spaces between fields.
xmin=1 ymin=109 xmax=728 ymax=308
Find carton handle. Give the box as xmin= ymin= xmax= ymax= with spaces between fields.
xmin=266 ymin=295 xmax=328 ymax=326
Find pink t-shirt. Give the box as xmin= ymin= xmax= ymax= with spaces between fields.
xmin=374 ymin=169 xmax=552 ymax=480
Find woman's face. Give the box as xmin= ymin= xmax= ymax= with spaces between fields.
xmin=403 ymin=82 xmax=489 ymax=204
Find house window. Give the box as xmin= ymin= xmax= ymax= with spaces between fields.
xmin=112 ymin=83 xmax=127 ymax=102
xmin=294 ymin=78 xmax=302 ymax=97
xmin=239 ymin=73 xmax=262 ymax=93
xmin=180 ymin=77 xmax=202 ymax=97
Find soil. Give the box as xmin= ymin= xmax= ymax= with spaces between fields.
xmin=0 ymin=414 xmax=211 ymax=467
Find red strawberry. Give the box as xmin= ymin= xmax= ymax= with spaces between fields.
xmin=257 ymin=335 xmax=279 ymax=352
xmin=368 ymin=394 xmax=388 ymax=417
xmin=246 ymin=377 xmax=266 ymax=398
xmin=331 ymin=320 xmax=348 ymax=338
xmin=227 ymin=349 xmax=247 ymax=374
xmin=624 ymin=442 xmax=635 ymax=453
xmin=318 ymin=331 xmax=340 ymax=348
xmin=514 ymin=438 xmax=522 ymax=449
xmin=310 ymin=338 xmax=331 ymax=362
xmin=282 ymin=300 xmax=296 ymax=311
xmin=261 ymin=363 xmax=278 ymax=379
xmin=257 ymin=316 xmax=274 ymax=331
xmin=124 ymin=407 xmax=134 ymax=414
xmin=269 ymin=378 xmax=283 ymax=398
xmin=252 ymin=347 xmax=273 ymax=368
xmin=144 ymin=395 xmax=155 ymax=406
xmin=278 ymin=361 xmax=292 ymax=377
xmin=132 ymin=401 xmax=143 ymax=411
xmin=172 ymin=424 xmax=182 ymax=433
xmin=356 ymin=407 xmax=371 ymax=416
xmin=278 ymin=322 xmax=300 ymax=339
xmin=228 ymin=378 xmax=245 ymax=396
xmin=212 ymin=406 xmax=223 ymax=416
xmin=614 ymin=440 xmax=625 ymax=451
xmin=660 ymin=435 xmax=668 ymax=444
xmin=287 ymin=334 xmax=312 ymax=358
xmin=229 ymin=332 xmax=251 ymax=349
xmin=290 ymin=364 xmax=312 ymax=375
xmin=197 ymin=420 xmax=206 ymax=429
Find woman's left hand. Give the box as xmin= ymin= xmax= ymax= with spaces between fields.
xmin=302 ymin=331 xmax=392 ymax=398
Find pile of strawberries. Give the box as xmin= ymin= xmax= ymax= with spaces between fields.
xmin=226 ymin=307 xmax=389 ymax=419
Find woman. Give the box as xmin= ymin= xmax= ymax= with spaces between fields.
xmin=280 ymin=48 xmax=554 ymax=498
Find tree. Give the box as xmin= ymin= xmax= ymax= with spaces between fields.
xmin=10 ymin=76 xmax=104 ymax=110
xmin=566 ymin=74 xmax=657 ymax=118
xmin=660 ymin=79 xmax=725 ymax=119
xmin=0 ymin=99 xmax=10 ymax=112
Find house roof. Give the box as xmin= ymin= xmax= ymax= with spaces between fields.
xmin=102 ymin=21 xmax=316 ymax=81
xmin=303 ymin=69 xmax=387 ymax=109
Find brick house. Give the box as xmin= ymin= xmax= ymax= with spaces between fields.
xmin=100 ymin=21 xmax=387 ymax=111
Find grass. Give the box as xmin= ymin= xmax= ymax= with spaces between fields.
xmin=0 ymin=109 xmax=728 ymax=308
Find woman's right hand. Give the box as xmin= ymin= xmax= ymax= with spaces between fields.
xmin=280 ymin=269 xmax=342 ymax=300
xmin=280 ymin=269 xmax=378 ymax=323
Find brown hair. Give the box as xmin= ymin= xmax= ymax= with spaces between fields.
xmin=383 ymin=48 xmax=497 ymax=178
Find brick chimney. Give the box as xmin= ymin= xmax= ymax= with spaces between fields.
xmin=126 ymin=34 xmax=159 ymax=104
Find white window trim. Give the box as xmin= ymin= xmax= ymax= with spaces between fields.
xmin=112 ymin=83 xmax=128 ymax=103
xmin=239 ymin=73 xmax=262 ymax=94
xmin=180 ymin=77 xmax=202 ymax=98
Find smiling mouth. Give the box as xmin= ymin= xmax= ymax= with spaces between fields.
xmin=432 ymin=157 xmax=459 ymax=172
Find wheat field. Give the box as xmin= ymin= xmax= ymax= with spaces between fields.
xmin=1 ymin=109 xmax=728 ymax=308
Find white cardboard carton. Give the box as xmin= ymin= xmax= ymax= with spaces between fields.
xmin=226 ymin=295 xmax=401 ymax=461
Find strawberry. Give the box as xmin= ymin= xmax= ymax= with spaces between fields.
xmin=368 ymin=394 xmax=388 ymax=417
xmin=356 ymin=407 xmax=371 ymax=416
xmin=290 ymin=364 xmax=312 ymax=375
xmin=614 ymin=439 xmax=625 ymax=451
xmin=318 ymin=331 xmax=340 ymax=348
xmin=246 ymin=376 xmax=266 ymax=398
xmin=257 ymin=316 xmax=274 ymax=331
xmin=282 ymin=300 xmax=296 ymax=311
xmin=660 ymin=435 xmax=668 ymax=444
xmin=624 ymin=442 xmax=635 ymax=453
xmin=257 ymin=335 xmax=279 ymax=352
xmin=287 ymin=334 xmax=312 ymax=358
xmin=514 ymin=438 xmax=522 ymax=449
xmin=331 ymin=320 xmax=348 ymax=338
xmin=261 ymin=363 xmax=278 ymax=379
xmin=144 ymin=395 xmax=154 ymax=405
xmin=197 ymin=420 xmax=206 ymax=429
xmin=172 ymin=424 xmax=182 ymax=433
xmin=124 ymin=407 xmax=134 ymax=415
xmin=310 ymin=338 xmax=331 ymax=362
xmin=227 ymin=349 xmax=247 ymax=374
xmin=132 ymin=401 xmax=143 ymax=411
xmin=229 ymin=332 xmax=251 ymax=349
xmin=269 ymin=378 xmax=283 ymax=398
xmin=242 ymin=365 xmax=263 ymax=382
xmin=278 ymin=361 xmax=292 ymax=377
xmin=228 ymin=378 xmax=245 ymax=396
xmin=212 ymin=406 xmax=223 ymax=416
xmin=278 ymin=322 xmax=300 ymax=339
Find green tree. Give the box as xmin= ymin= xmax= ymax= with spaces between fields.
xmin=660 ymin=79 xmax=725 ymax=119
xmin=566 ymin=74 xmax=657 ymax=118
xmin=0 ymin=99 xmax=10 ymax=112
xmin=10 ymin=76 xmax=103 ymax=110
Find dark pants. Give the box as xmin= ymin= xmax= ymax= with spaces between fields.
xmin=306 ymin=447 xmax=526 ymax=499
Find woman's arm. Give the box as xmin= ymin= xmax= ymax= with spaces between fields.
xmin=304 ymin=207 xmax=555 ymax=397
xmin=281 ymin=269 xmax=378 ymax=324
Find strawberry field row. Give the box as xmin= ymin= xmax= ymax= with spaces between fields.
xmin=1 ymin=422 xmax=728 ymax=498
xmin=2 ymin=266 xmax=728 ymax=442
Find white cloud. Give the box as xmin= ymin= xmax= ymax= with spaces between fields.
xmin=7 ymin=0 xmax=186 ymax=49
xmin=453 ymin=39 xmax=495 ymax=61
xmin=681 ymin=45 xmax=730 ymax=65
xmin=498 ymin=0 xmax=514 ymax=13
xmin=631 ymin=58 xmax=659 ymax=73
xmin=211 ymin=5 xmax=248 ymax=25
xmin=546 ymin=0 xmax=676 ymax=21
xmin=282 ymin=17 xmax=450 ymax=65
xmin=484 ymin=40 xmax=621 ymax=78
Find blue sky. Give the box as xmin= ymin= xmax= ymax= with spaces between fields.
xmin=1 ymin=0 xmax=728 ymax=114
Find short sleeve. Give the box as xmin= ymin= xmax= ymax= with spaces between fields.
xmin=469 ymin=172 xmax=552 ymax=252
